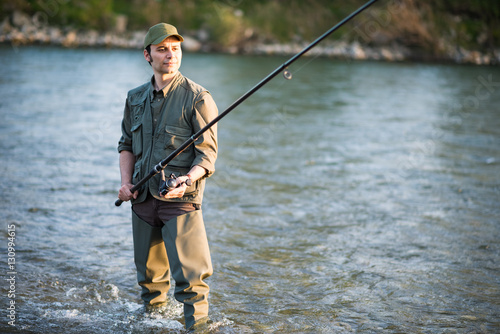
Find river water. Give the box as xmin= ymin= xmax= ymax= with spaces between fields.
xmin=0 ymin=45 xmax=499 ymax=333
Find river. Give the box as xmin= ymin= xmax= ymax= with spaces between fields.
xmin=1 ymin=45 xmax=499 ymax=333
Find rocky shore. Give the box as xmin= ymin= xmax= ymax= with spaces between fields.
xmin=1 ymin=11 xmax=498 ymax=65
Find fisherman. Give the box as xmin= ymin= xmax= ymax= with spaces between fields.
xmin=117 ymin=23 xmax=218 ymax=330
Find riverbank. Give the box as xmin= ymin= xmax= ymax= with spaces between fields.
xmin=1 ymin=11 xmax=498 ymax=65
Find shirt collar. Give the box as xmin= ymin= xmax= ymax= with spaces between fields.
xmin=149 ymin=76 xmax=170 ymax=101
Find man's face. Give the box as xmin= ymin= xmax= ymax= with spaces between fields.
xmin=146 ymin=37 xmax=182 ymax=76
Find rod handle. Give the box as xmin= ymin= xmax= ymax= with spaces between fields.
xmin=115 ymin=183 xmax=141 ymax=207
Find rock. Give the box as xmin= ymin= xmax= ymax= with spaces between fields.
xmin=62 ymin=30 xmax=77 ymax=47
xmin=12 ymin=11 xmax=31 ymax=28
xmin=129 ymin=31 xmax=144 ymax=49
xmin=79 ymin=30 xmax=99 ymax=46
xmin=381 ymin=47 xmax=395 ymax=61
xmin=48 ymin=27 xmax=63 ymax=44
xmin=349 ymin=42 xmax=367 ymax=60
xmin=115 ymin=15 xmax=127 ymax=34
xmin=9 ymin=29 xmax=27 ymax=44
xmin=0 ymin=17 xmax=12 ymax=34
xmin=32 ymin=29 xmax=50 ymax=44
xmin=183 ymin=36 xmax=202 ymax=52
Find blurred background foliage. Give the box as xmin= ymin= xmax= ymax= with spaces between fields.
xmin=1 ymin=0 xmax=499 ymax=53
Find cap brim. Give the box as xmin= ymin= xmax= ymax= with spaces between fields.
xmin=151 ymin=34 xmax=184 ymax=45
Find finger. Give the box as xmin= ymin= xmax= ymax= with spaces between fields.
xmin=118 ymin=193 xmax=129 ymax=202
xmin=164 ymin=189 xmax=183 ymax=199
xmin=120 ymin=191 xmax=130 ymax=200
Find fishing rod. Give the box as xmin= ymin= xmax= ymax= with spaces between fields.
xmin=115 ymin=0 xmax=379 ymax=206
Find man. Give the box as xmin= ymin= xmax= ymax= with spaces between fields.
xmin=117 ymin=23 xmax=218 ymax=330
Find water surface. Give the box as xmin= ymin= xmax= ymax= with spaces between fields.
xmin=0 ymin=45 xmax=499 ymax=333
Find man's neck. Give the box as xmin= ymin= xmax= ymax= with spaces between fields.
xmin=153 ymin=73 xmax=177 ymax=91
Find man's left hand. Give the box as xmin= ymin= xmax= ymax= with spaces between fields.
xmin=161 ymin=176 xmax=190 ymax=199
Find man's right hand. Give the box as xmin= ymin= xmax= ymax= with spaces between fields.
xmin=118 ymin=183 xmax=138 ymax=202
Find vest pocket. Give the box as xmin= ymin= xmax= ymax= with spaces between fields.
xmin=132 ymin=160 xmax=142 ymax=185
xmin=131 ymin=122 xmax=143 ymax=157
xmin=164 ymin=125 xmax=194 ymax=167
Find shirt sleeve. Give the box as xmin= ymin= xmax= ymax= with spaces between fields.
xmin=117 ymin=99 xmax=133 ymax=153
xmin=191 ymin=91 xmax=218 ymax=177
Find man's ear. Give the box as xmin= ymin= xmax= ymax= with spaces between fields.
xmin=143 ymin=49 xmax=151 ymax=63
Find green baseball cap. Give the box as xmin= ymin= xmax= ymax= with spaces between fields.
xmin=144 ymin=23 xmax=184 ymax=49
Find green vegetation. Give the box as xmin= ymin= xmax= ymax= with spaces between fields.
xmin=434 ymin=0 xmax=500 ymax=51
xmin=2 ymin=0 xmax=499 ymax=54
xmin=2 ymin=0 xmax=114 ymax=30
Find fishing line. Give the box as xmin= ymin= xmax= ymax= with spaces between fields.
xmin=115 ymin=0 xmax=380 ymax=206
